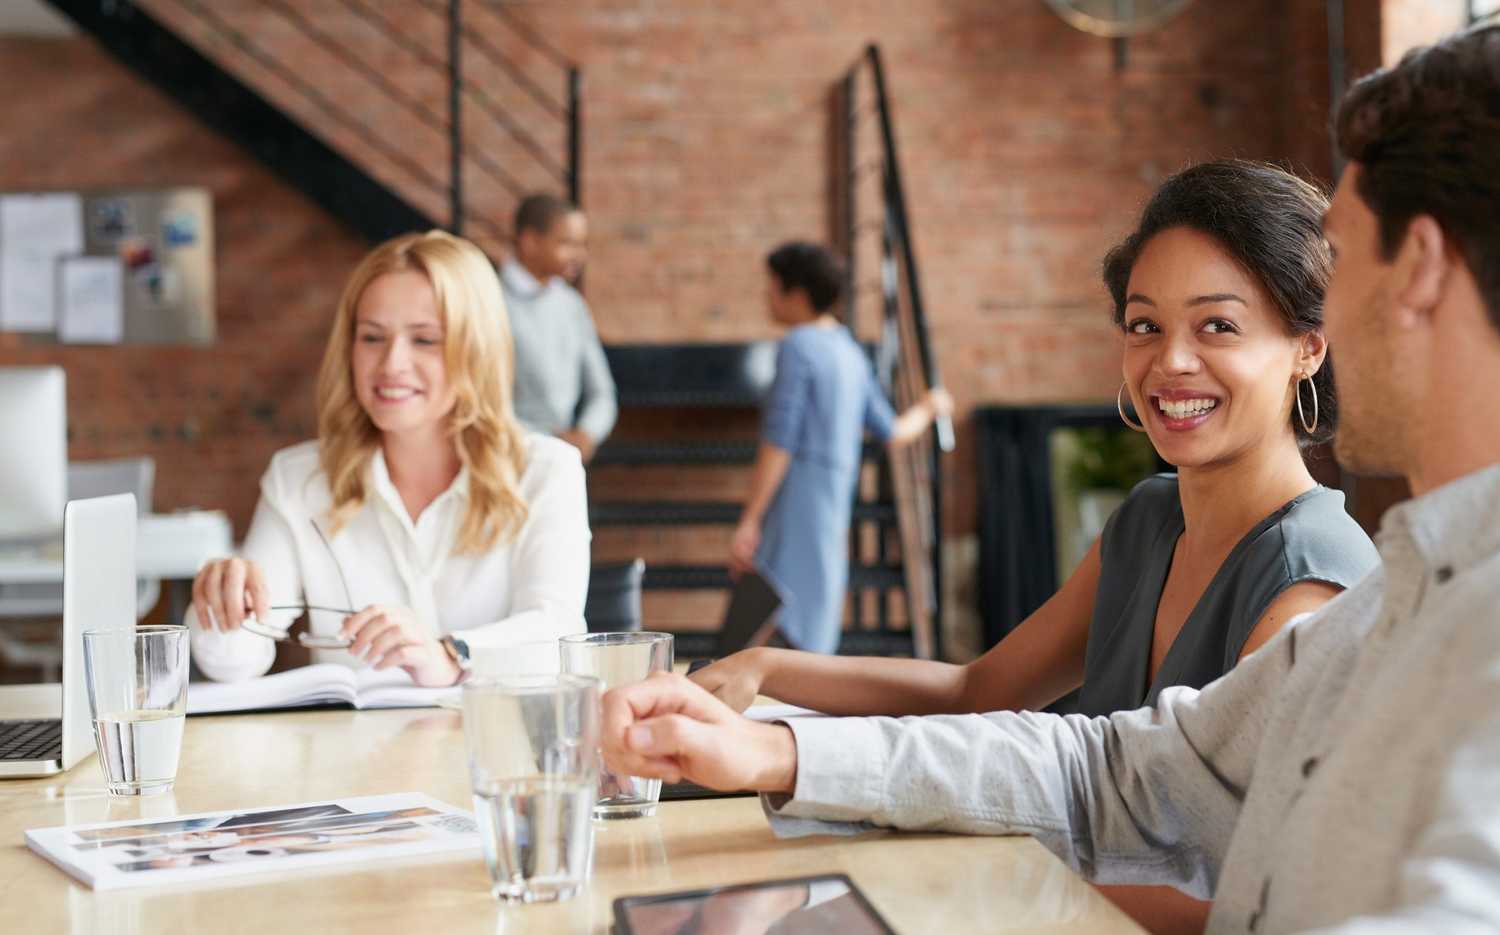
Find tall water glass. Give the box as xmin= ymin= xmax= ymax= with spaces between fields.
xmin=462 ymin=674 xmax=600 ymax=904
xmin=558 ymin=631 xmax=673 ymax=819
xmin=81 ymin=625 xmax=189 ymax=797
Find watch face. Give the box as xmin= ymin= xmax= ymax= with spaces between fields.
xmin=447 ymin=636 xmax=470 ymax=662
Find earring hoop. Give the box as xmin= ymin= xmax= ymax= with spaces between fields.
xmin=1117 ymin=382 xmax=1146 ymax=432
xmin=1296 ymin=374 xmax=1319 ymax=435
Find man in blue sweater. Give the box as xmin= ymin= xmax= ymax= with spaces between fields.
xmin=501 ymin=194 xmax=617 ymax=463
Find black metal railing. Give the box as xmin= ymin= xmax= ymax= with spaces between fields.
xmin=834 ymin=44 xmax=954 ymax=659
xmin=164 ymin=0 xmax=580 ymax=241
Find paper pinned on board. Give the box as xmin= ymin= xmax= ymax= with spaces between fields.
xmin=0 ymin=193 xmax=84 ymax=332
xmin=58 ymin=255 xmax=124 ymax=344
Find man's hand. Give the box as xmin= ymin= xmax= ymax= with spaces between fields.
xmin=601 ymin=672 xmax=798 ymax=794
xmin=556 ymin=428 xmax=597 ymax=463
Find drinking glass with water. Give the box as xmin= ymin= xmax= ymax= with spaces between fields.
xmin=81 ymin=625 xmax=189 ymax=797
xmin=462 ymin=674 xmax=601 ymax=904
xmin=559 ymin=631 xmax=673 ymax=819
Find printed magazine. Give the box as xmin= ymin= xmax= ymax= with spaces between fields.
xmin=25 ymin=793 xmax=478 ymax=890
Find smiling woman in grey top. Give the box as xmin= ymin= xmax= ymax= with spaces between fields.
xmin=694 ymin=161 xmax=1377 ymax=727
xmin=1080 ymin=474 xmax=1376 ymax=715
xmin=689 ymin=160 xmax=1378 ymax=930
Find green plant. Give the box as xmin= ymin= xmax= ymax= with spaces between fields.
xmin=1064 ymin=427 xmax=1159 ymax=494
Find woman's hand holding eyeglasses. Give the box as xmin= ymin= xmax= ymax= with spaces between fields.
xmin=191 ymin=557 xmax=270 ymax=634
xmin=340 ymin=605 xmax=460 ymax=687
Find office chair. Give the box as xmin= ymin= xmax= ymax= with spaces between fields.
xmin=584 ymin=559 xmax=645 ymax=633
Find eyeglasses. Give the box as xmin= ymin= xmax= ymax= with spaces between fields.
xmin=240 ymin=518 xmax=357 ymax=649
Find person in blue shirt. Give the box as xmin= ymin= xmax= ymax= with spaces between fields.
xmin=728 ymin=242 xmax=951 ymax=654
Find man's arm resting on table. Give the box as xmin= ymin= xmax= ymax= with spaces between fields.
xmin=604 ymin=624 xmax=1296 ymax=897
xmin=764 ymin=621 xmax=1305 ymax=897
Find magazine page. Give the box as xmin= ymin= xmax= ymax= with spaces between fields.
xmin=351 ymin=668 xmax=459 ymax=710
xmin=186 ymin=664 xmax=360 ymax=715
xmin=25 ymin=793 xmax=478 ymax=890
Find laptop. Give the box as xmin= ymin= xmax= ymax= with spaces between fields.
xmin=0 ymin=494 xmax=137 ymax=778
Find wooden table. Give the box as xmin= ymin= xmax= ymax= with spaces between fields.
xmin=0 ymin=691 xmax=1146 ymax=934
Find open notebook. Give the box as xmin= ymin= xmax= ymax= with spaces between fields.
xmin=188 ymin=665 xmax=457 ymax=715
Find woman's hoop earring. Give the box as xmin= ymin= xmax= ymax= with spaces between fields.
xmin=1117 ymin=382 xmax=1146 ymax=432
xmin=1296 ymin=374 xmax=1319 ymax=435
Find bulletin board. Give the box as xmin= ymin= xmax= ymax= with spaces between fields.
xmin=0 ymin=188 xmax=214 ymax=345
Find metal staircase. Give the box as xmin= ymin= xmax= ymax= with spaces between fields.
xmin=43 ymin=0 xmax=580 ymax=250
xmin=590 ymin=341 xmax=923 ymax=658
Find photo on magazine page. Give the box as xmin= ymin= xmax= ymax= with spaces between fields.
xmin=25 ymin=793 xmax=479 ymax=890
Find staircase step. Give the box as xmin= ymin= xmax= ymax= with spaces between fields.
xmin=604 ymin=341 xmax=879 ymax=409
xmin=591 ymin=501 xmax=896 ymax=527
xmin=644 ymin=563 xmax=906 ymax=591
xmin=605 ymin=343 xmax=777 ymax=408
xmin=593 ymin=440 xmax=758 ymax=466
xmin=593 ymin=440 xmax=886 ymax=467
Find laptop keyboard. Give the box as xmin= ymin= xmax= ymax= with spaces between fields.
xmin=0 ymin=719 xmax=63 ymax=761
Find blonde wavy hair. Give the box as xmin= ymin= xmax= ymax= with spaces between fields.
xmin=316 ymin=230 xmax=529 ymax=553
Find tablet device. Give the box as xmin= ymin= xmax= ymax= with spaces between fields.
xmin=658 ymin=777 xmax=755 ymax=802
xmin=613 ymin=872 xmax=895 ymax=935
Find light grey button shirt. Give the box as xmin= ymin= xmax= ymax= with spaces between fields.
xmin=500 ymin=260 xmax=617 ymax=444
xmin=769 ymin=464 xmax=1500 ymax=933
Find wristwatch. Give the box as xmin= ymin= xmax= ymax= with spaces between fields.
xmin=438 ymin=634 xmax=472 ymax=685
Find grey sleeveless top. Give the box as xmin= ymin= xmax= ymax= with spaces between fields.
xmin=1076 ymin=474 xmax=1379 ymax=717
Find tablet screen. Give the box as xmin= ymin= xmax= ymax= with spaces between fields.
xmin=614 ymin=873 xmax=894 ymax=935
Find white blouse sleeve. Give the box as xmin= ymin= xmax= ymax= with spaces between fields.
xmin=451 ymin=442 xmax=591 ymax=653
xmin=186 ymin=463 xmax=304 ymax=683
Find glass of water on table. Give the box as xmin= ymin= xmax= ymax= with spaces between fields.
xmin=559 ymin=632 xmax=674 ymax=819
xmin=462 ymin=674 xmax=601 ymax=904
xmin=81 ymin=625 xmax=190 ymax=796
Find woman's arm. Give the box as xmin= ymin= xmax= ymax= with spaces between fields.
xmin=732 ymin=335 xmax=811 ymax=575
xmin=695 ymin=539 xmax=1103 ymax=716
xmin=887 ymin=389 xmax=954 ymax=447
xmin=1238 ymin=579 xmax=1343 ymax=660
xmin=729 ymin=442 xmax=792 ymax=575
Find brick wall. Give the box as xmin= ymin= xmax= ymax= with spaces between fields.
xmin=0 ymin=2 xmax=1387 ymax=641
xmin=0 ymin=35 xmax=367 ymax=528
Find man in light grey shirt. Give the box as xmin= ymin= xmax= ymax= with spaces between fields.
xmin=600 ymin=26 xmax=1500 ymax=933
xmin=502 ymin=194 xmax=617 ymax=463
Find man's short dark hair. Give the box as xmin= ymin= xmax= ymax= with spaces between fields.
xmin=514 ymin=193 xmax=577 ymax=238
xmin=766 ymin=242 xmax=844 ymax=314
xmin=1336 ymin=24 xmax=1500 ymax=331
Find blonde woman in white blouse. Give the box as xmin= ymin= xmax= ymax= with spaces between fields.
xmin=190 ymin=230 xmax=590 ymax=686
